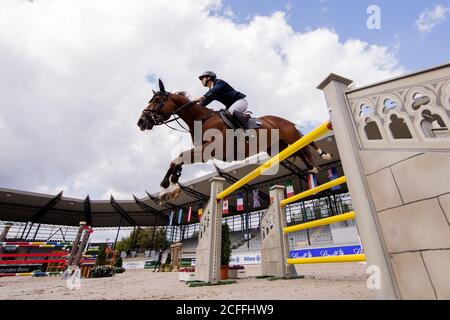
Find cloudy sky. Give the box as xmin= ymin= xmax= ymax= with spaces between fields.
xmin=1 ymin=0 xmax=449 ymax=202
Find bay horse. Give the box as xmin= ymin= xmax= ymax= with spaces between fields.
xmin=137 ymin=80 xmax=332 ymax=203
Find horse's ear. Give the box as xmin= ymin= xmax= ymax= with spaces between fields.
xmin=158 ymin=79 xmax=166 ymax=93
xmin=152 ymin=89 xmax=156 ymax=94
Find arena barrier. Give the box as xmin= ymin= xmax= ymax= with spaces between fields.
xmin=0 ymin=222 xmax=96 ymax=277
xmin=214 ymin=122 xmax=361 ymax=269
xmin=261 ymin=177 xmax=366 ymax=272
xmin=195 ymin=120 xmax=349 ymax=284
xmin=216 ymin=120 xmax=333 ymax=200
xmin=0 ymin=271 xmax=63 ymax=277
xmin=0 ymin=242 xmax=72 ymax=247
xmin=196 ymin=63 xmax=450 ymax=299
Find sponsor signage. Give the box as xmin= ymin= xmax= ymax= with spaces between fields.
xmin=0 ymin=265 xmax=41 ymax=273
xmin=289 ymin=245 xmax=363 ymax=259
xmin=122 ymin=261 xmax=146 ymax=270
xmin=229 ymin=252 xmax=261 ymax=265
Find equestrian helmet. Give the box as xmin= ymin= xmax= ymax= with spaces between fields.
xmin=199 ymin=71 xmax=217 ymax=80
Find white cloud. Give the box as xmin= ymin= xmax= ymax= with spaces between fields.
xmin=416 ymin=5 xmax=450 ymax=34
xmin=223 ymin=6 xmax=234 ymax=18
xmin=0 ymin=116 xmax=5 ymax=130
xmin=0 ymin=0 xmax=403 ymax=200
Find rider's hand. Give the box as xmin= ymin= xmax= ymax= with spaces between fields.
xmin=194 ymin=96 xmax=205 ymax=103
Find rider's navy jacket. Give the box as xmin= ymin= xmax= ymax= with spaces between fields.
xmin=200 ymin=79 xmax=246 ymax=108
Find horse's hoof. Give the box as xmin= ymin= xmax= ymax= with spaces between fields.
xmin=321 ymin=153 xmax=333 ymax=160
xmin=308 ymin=167 xmax=320 ymax=174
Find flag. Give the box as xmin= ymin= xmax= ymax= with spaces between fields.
xmin=237 ymin=191 xmax=244 ymax=211
xmin=187 ymin=206 xmax=192 ymax=223
xmin=198 ymin=208 xmax=203 ymax=218
xmin=169 ymin=210 xmax=174 ymax=226
xmin=308 ymin=174 xmax=318 ymax=189
xmin=177 ymin=208 xmax=183 ymax=225
xmin=308 ymin=174 xmax=318 ymax=195
xmin=328 ymin=168 xmax=341 ymax=191
xmin=252 ymin=189 xmax=260 ymax=208
xmin=285 ymin=180 xmax=294 ymax=197
xmin=223 ymin=197 xmax=229 ymax=214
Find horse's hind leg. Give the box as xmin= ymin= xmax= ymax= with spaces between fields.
xmin=309 ymin=141 xmax=333 ymax=160
xmin=294 ymin=150 xmax=319 ymax=174
xmin=278 ymin=124 xmax=320 ymax=173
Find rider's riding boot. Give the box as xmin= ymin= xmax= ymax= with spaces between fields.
xmin=233 ymin=111 xmax=250 ymax=130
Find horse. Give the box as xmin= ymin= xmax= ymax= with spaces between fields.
xmin=137 ymin=80 xmax=332 ymax=203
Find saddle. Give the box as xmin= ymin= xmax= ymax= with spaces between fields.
xmin=219 ymin=109 xmax=262 ymax=130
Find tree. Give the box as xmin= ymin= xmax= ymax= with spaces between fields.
xmin=221 ymin=223 xmax=231 ymax=266
xmin=96 ymin=244 xmax=107 ymax=266
xmin=115 ymin=226 xmax=169 ymax=252
xmin=153 ymin=227 xmax=169 ymax=250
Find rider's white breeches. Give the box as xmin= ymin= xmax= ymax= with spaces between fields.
xmin=228 ymin=99 xmax=248 ymax=114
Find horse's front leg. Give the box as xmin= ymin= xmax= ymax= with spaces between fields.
xmin=309 ymin=141 xmax=333 ymax=160
xmin=160 ymin=166 xmax=175 ymax=189
xmin=159 ymin=142 xmax=212 ymax=204
xmin=159 ymin=161 xmax=181 ymax=204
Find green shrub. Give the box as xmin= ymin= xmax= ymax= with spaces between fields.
xmin=114 ymin=267 xmax=126 ymax=274
xmin=90 ymin=265 xmax=115 ymax=278
xmin=95 ymin=245 xmax=107 ymax=266
xmin=114 ymin=256 xmax=123 ymax=268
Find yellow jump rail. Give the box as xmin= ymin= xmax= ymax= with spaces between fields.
xmin=216 ymin=120 xmax=333 ymax=200
xmin=281 ymin=176 xmax=346 ymax=207
xmin=283 ymin=211 xmax=355 ymax=234
xmin=287 ymin=254 xmax=366 ymax=264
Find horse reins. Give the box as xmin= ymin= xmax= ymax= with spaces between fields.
xmin=143 ymin=93 xmax=213 ymax=133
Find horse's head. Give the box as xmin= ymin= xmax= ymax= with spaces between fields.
xmin=137 ymin=79 xmax=179 ymax=131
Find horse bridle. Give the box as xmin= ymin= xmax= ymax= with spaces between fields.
xmin=142 ymin=91 xmax=197 ymax=132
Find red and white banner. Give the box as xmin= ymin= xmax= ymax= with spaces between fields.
xmin=237 ymin=192 xmax=244 ymax=211
xmin=223 ymin=197 xmax=229 ymax=214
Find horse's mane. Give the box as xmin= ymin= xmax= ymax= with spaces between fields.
xmin=173 ymin=91 xmax=215 ymax=113
xmin=174 ymin=91 xmax=190 ymax=100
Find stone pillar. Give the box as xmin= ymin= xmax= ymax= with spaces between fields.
xmin=260 ymin=185 xmax=296 ymax=278
xmin=195 ymin=177 xmax=224 ymax=284
xmin=317 ymin=74 xmax=399 ymax=299
xmin=170 ymin=242 xmax=183 ymax=271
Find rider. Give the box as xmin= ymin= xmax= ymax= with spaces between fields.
xmin=194 ymin=71 xmax=250 ymax=129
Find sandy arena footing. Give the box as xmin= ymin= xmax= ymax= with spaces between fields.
xmin=0 ymin=262 xmax=376 ymax=300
